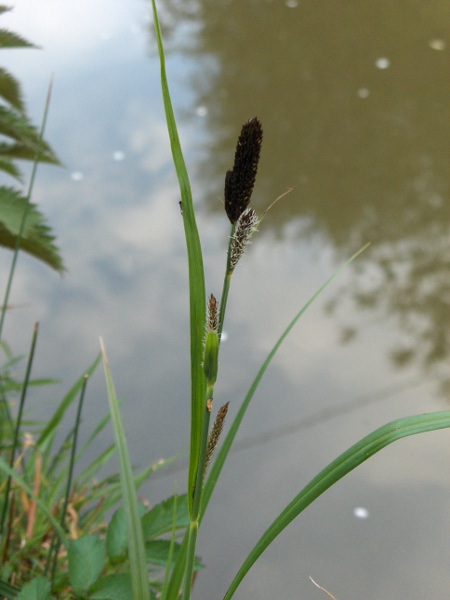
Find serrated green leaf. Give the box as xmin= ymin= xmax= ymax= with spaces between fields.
xmin=0 ymin=27 xmax=36 ymax=49
xmin=68 ymin=534 xmax=106 ymax=596
xmin=0 ymin=67 xmax=25 ymax=111
xmin=0 ymin=186 xmax=64 ymax=272
xmin=106 ymin=504 xmax=147 ymax=560
xmin=89 ymin=574 xmax=134 ymax=600
xmin=0 ymin=156 xmax=21 ymax=179
xmin=0 ymin=106 xmax=59 ymax=165
xmin=16 ymin=578 xmax=52 ymax=600
xmin=141 ymin=494 xmax=190 ymax=540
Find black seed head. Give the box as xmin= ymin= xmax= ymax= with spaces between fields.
xmin=224 ymin=117 xmax=263 ymax=223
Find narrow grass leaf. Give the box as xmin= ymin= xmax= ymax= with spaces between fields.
xmin=160 ymin=527 xmax=189 ymax=600
xmin=37 ymin=354 xmax=100 ymax=448
xmin=223 ymin=411 xmax=450 ymax=599
xmin=0 ymin=579 xmax=20 ymax=599
xmin=100 ymin=339 xmax=150 ymax=600
xmin=203 ymin=245 xmax=369 ymax=515
xmin=151 ymin=0 xmax=207 ymax=515
xmin=160 ymin=486 xmax=178 ymax=600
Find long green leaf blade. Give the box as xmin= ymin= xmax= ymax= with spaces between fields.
xmin=100 ymin=339 xmax=150 ymax=600
xmin=37 ymin=354 xmax=100 ymax=448
xmin=223 ymin=411 xmax=450 ymax=599
xmin=151 ymin=0 xmax=207 ymax=516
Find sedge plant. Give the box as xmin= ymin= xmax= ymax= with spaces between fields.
xmin=97 ymin=2 xmax=450 ymax=600
xmin=0 ymin=2 xmax=446 ymax=598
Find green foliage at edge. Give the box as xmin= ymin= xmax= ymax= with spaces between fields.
xmin=0 ymin=187 xmax=64 ymax=272
xmin=0 ymin=8 xmax=63 ymax=273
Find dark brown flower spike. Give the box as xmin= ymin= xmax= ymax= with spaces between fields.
xmin=224 ymin=117 xmax=263 ymax=223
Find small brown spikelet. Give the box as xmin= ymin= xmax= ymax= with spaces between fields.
xmin=230 ymin=208 xmax=259 ymax=270
xmin=203 ymin=294 xmax=220 ymax=386
xmin=224 ymin=117 xmax=263 ymax=223
xmin=203 ymin=402 xmax=230 ymax=480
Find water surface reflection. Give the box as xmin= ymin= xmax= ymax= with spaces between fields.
xmin=158 ymin=0 xmax=450 ymax=388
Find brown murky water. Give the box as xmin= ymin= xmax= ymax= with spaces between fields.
xmin=1 ymin=1 xmax=449 ymax=598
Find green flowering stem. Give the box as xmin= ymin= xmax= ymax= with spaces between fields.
xmin=183 ymin=388 xmax=213 ymax=600
xmin=218 ymin=223 xmax=236 ymax=340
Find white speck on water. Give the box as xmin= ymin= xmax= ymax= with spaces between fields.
xmin=429 ymin=39 xmax=446 ymax=51
xmin=357 ymin=87 xmax=370 ymax=98
xmin=285 ymin=0 xmax=298 ymax=7
xmin=375 ymin=57 xmax=390 ymax=69
xmin=221 ymin=331 xmax=229 ymax=342
xmin=113 ymin=150 xmax=125 ymax=161
xmin=195 ymin=105 xmax=208 ymax=117
xmin=71 ymin=171 xmax=84 ymax=181
xmin=354 ymin=507 xmax=370 ymax=519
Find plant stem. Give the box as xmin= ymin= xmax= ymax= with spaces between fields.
xmin=218 ymin=224 xmax=236 ymax=340
xmin=0 ymin=323 xmax=39 ymax=536
xmin=183 ymin=387 xmax=213 ymax=600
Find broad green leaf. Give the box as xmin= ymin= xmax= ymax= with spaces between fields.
xmin=89 ymin=574 xmax=134 ymax=600
xmin=68 ymin=534 xmax=106 ymax=596
xmin=223 ymin=411 xmax=450 ymax=599
xmin=16 ymin=578 xmax=52 ymax=600
xmin=106 ymin=504 xmax=147 ymax=560
xmin=141 ymin=494 xmax=190 ymax=540
xmin=0 ymin=187 xmax=64 ymax=272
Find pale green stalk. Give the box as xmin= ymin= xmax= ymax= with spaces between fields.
xmin=218 ymin=225 xmax=236 ymax=340
xmin=101 ymin=340 xmax=150 ymax=600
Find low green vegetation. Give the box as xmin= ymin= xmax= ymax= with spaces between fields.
xmin=0 ymin=2 xmax=449 ymax=599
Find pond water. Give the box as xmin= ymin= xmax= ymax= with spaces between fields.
xmin=1 ymin=1 xmax=449 ymax=598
